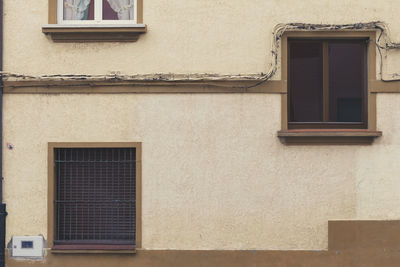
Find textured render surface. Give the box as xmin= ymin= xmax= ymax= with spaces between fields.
xmin=3 ymin=0 xmax=400 ymax=253
xmin=355 ymin=94 xmax=400 ymax=219
xmin=2 ymin=0 xmax=400 ymax=77
xmin=3 ymin=93 xmax=359 ymax=250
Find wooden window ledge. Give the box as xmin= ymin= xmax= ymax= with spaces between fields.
xmin=51 ymin=244 xmax=136 ymax=254
xmin=42 ymin=24 xmax=147 ymax=42
xmin=277 ymin=129 xmax=382 ymax=144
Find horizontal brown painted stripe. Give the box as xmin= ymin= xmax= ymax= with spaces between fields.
xmin=329 ymin=220 xmax=400 ymax=250
xmin=371 ymin=80 xmax=400 ymax=93
xmin=6 ymin=248 xmax=400 ymax=267
xmin=3 ymin=80 xmax=284 ymax=94
xmin=7 ymin=221 xmax=400 ymax=266
xmin=6 ymin=79 xmax=400 ymax=94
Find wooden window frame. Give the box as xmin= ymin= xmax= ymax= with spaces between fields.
xmin=48 ymin=142 xmax=142 ymax=254
xmin=288 ymin=39 xmax=368 ymax=129
xmin=278 ymin=31 xmax=382 ymax=144
xmin=43 ymin=0 xmax=146 ymax=42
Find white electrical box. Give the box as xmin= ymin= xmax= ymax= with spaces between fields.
xmin=11 ymin=236 xmax=44 ymax=258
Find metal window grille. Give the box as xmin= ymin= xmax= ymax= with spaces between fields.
xmin=54 ymin=147 xmax=136 ymax=245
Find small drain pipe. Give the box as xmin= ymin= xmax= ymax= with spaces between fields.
xmin=0 ymin=0 xmax=7 ymax=266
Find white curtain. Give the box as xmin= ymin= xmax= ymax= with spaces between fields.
xmin=63 ymin=0 xmax=91 ymax=20
xmin=107 ymin=0 xmax=135 ymax=20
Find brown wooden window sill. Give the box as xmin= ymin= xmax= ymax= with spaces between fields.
xmin=42 ymin=24 xmax=147 ymax=42
xmin=277 ymin=129 xmax=382 ymax=145
xmin=51 ymin=244 xmax=136 ymax=254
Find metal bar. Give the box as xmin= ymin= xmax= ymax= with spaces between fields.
xmin=94 ymin=149 xmax=98 ymax=240
xmin=54 ymin=160 xmax=135 ymax=163
xmin=129 ymin=149 xmax=132 ymax=238
xmin=63 ymin=149 xmax=66 ymax=240
xmin=81 ymin=149 xmax=84 ymax=240
xmin=57 ymin=149 xmax=60 ymax=240
xmin=75 ymin=149 xmax=78 ymax=240
xmin=115 ymin=149 xmax=120 ymax=239
xmin=69 ymin=149 xmax=72 ymax=240
xmin=322 ymin=41 xmax=329 ymax=122
xmin=0 ymin=205 xmax=5 ymax=267
xmin=132 ymin=148 xmax=135 ymax=241
xmin=54 ymin=240 xmax=134 ymax=245
xmin=88 ymin=149 xmax=92 ymax=240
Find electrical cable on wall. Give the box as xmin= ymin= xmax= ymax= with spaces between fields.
xmin=248 ymin=21 xmax=400 ymax=88
xmin=2 ymin=21 xmax=400 ymax=89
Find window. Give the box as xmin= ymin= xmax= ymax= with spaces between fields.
xmin=48 ymin=143 xmax=141 ymax=252
xmin=278 ymin=32 xmax=382 ymax=144
xmin=288 ymin=39 xmax=367 ymax=129
xmin=43 ymin=0 xmax=146 ymax=42
xmin=59 ymin=0 xmax=137 ymax=24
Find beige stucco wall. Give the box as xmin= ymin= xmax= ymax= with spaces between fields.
xmin=356 ymin=93 xmax=400 ymax=219
xmin=3 ymin=0 xmax=400 ymax=77
xmin=3 ymin=0 xmax=400 ymax=252
xmin=4 ymin=93 xmax=400 ymax=250
xmin=0 ymin=93 xmax=370 ymax=250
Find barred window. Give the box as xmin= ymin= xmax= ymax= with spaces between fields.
xmin=52 ymin=146 xmax=138 ymax=250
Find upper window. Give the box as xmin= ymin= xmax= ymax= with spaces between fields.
xmin=278 ymin=32 xmax=382 ymax=144
xmin=59 ymin=0 xmax=137 ymax=24
xmin=43 ymin=0 xmax=145 ymax=42
xmin=288 ymin=39 xmax=367 ymax=129
xmin=49 ymin=143 xmax=141 ymax=251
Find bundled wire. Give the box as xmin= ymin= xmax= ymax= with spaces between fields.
xmin=252 ymin=21 xmax=400 ymax=87
xmin=3 ymin=21 xmax=400 ymax=88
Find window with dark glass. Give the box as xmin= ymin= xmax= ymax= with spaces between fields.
xmin=288 ymin=39 xmax=367 ymax=129
xmin=54 ymin=147 xmax=136 ymax=248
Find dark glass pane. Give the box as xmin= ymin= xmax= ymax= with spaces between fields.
xmin=289 ymin=42 xmax=323 ymax=122
xmin=329 ymin=42 xmax=364 ymax=122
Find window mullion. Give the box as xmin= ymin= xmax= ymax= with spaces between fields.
xmin=322 ymin=41 xmax=330 ymax=122
xmin=362 ymin=42 xmax=368 ymax=126
xmin=95 ymin=0 xmax=103 ymax=22
xmin=57 ymin=0 xmax=63 ymax=24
